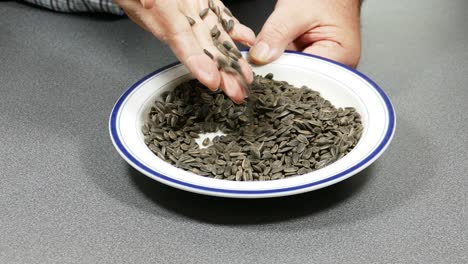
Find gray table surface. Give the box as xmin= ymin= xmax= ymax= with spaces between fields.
xmin=1 ymin=0 xmax=467 ymax=263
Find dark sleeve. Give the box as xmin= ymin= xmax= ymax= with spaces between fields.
xmin=21 ymin=0 xmax=124 ymax=15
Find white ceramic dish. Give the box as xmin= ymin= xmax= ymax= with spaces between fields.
xmin=109 ymin=51 xmax=396 ymax=198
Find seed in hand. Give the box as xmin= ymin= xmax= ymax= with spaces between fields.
xmin=186 ymin=16 xmax=196 ymax=26
xmin=215 ymin=41 xmax=230 ymax=57
xmin=216 ymin=57 xmax=228 ymax=69
xmin=199 ymin=7 xmax=209 ymax=19
xmin=230 ymin=48 xmax=242 ymax=59
xmin=223 ymin=7 xmax=233 ymax=17
xmin=211 ymin=25 xmax=220 ymax=39
xmin=227 ymin=20 xmax=234 ymax=32
xmin=222 ymin=41 xmax=233 ymax=51
xmin=230 ymin=60 xmax=241 ymax=73
xmin=208 ymin=0 xmax=215 ymax=11
xmin=221 ymin=19 xmax=228 ymax=32
xmin=203 ymin=49 xmax=214 ymax=59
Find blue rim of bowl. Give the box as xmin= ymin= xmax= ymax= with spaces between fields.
xmin=109 ymin=51 xmax=396 ymax=195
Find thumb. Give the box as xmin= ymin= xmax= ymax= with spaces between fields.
xmin=249 ymin=4 xmax=316 ymax=64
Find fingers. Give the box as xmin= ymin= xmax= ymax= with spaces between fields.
xmin=186 ymin=54 xmax=221 ymax=90
xmin=249 ymin=3 xmax=318 ymax=64
xmin=238 ymin=59 xmax=253 ymax=83
xmin=116 ymin=0 xmax=252 ymax=101
xmin=189 ymin=6 xmax=241 ymax=97
xmin=297 ymin=24 xmax=361 ymax=68
xmin=207 ymin=0 xmax=256 ymax=46
xmin=182 ymin=10 xmax=224 ymax=91
xmin=229 ymin=23 xmax=256 ymax=47
xmin=197 ymin=3 xmax=252 ymax=101
xmin=154 ymin=5 xmax=219 ymax=90
xmin=220 ymin=9 xmax=255 ymax=46
xmin=220 ymin=72 xmax=245 ymax=104
xmin=250 ymin=0 xmax=362 ymax=67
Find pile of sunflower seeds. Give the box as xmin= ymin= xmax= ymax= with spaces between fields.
xmin=143 ymin=73 xmax=363 ymax=181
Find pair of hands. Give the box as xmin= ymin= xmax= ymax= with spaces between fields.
xmin=114 ymin=0 xmax=361 ymax=103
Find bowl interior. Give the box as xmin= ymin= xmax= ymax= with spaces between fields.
xmin=111 ymin=52 xmax=392 ymax=197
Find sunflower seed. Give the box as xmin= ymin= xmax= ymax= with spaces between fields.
xmin=223 ymin=7 xmax=233 ymax=17
xmin=186 ymin=16 xmax=196 ymax=26
xmin=216 ymin=42 xmax=230 ymax=57
xmin=211 ymin=25 xmax=220 ymax=38
xmin=242 ymin=158 xmax=251 ymax=169
xmin=297 ymin=143 xmax=307 ymax=153
xmin=271 ymin=173 xmax=284 ymax=180
xmin=216 ymin=57 xmax=229 ymax=69
xmin=235 ymin=170 xmax=242 ymax=181
xmin=202 ymin=137 xmax=210 ymax=146
xmin=168 ymin=130 xmax=177 ymax=140
xmin=228 ymin=52 xmax=240 ymax=61
xmin=199 ymin=7 xmax=209 ymax=19
xmin=278 ymin=146 xmax=294 ymax=153
xmin=203 ymin=49 xmax=214 ymax=59
xmin=222 ymin=41 xmax=233 ymax=51
xmin=223 ymin=66 xmax=238 ymax=74
xmin=220 ymin=18 xmax=228 ymax=31
xmin=226 ymin=19 xmax=235 ymax=32
xmin=297 ymin=134 xmax=308 ymax=144
xmin=230 ymin=152 xmax=245 ymax=157
xmin=292 ymin=152 xmax=299 ymax=164
xmin=208 ymin=0 xmax=215 ymax=11
xmin=230 ymin=48 xmax=242 ymax=59
xmin=230 ymin=60 xmax=241 ymax=73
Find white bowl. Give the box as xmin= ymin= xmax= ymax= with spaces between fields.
xmin=109 ymin=51 xmax=396 ymax=198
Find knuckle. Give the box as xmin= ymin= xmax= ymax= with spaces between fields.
xmin=263 ymin=20 xmax=290 ymax=40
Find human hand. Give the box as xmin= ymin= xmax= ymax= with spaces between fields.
xmin=113 ymin=0 xmax=256 ymax=103
xmin=249 ymin=0 xmax=361 ymax=68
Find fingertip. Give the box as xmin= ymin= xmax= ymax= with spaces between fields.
xmin=248 ymin=41 xmax=282 ymax=65
xmin=231 ymin=24 xmax=256 ymax=47
xmin=239 ymin=59 xmax=254 ymax=83
xmin=186 ymin=55 xmax=221 ymax=91
xmin=220 ymin=72 xmax=245 ymax=104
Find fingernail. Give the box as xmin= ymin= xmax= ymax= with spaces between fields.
xmin=250 ymin=41 xmax=270 ymax=63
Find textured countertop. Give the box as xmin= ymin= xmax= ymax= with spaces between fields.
xmin=1 ymin=0 xmax=467 ymax=263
